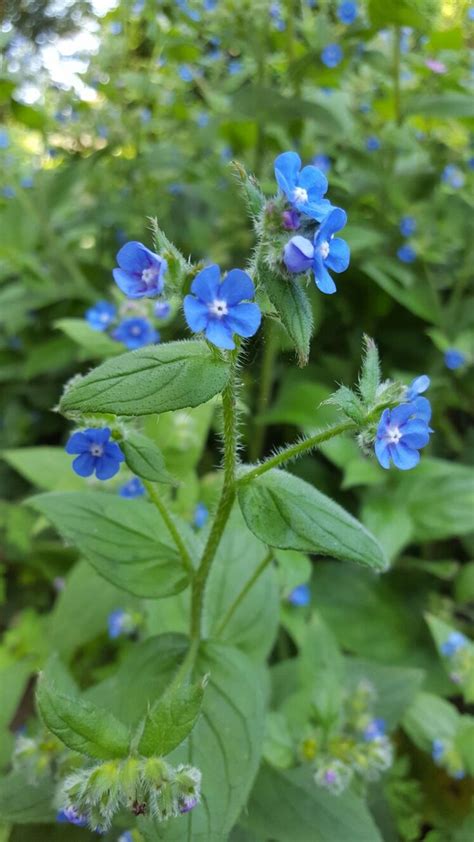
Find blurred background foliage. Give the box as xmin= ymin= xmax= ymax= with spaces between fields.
xmin=0 ymin=0 xmax=473 ymax=839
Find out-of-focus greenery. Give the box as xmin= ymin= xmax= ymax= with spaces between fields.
xmin=0 ymin=0 xmax=473 ymax=839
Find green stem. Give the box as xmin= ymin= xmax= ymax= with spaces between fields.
xmin=249 ymin=320 xmax=278 ymax=462
xmin=190 ymin=360 xmax=239 ymax=641
xmin=169 ymin=638 xmax=200 ymax=690
xmin=393 ymin=25 xmax=402 ymax=126
xmin=143 ymin=480 xmax=194 ymax=577
xmin=215 ymin=548 xmax=273 ymax=637
xmin=238 ymin=420 xmax=356 ymax=486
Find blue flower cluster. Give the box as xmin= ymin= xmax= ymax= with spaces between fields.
xmin=397 ymin=215 xmax=417 ymax=263
xmin=374 ymin=376 xmax=433 ymax=470
xmin=278 ymin=152 xmax=350 ymax=294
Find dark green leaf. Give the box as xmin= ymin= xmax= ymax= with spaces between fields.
xmin=122 ymin=431 xmax=174 ymax=483
xmin=138 ymin=678 xmax=205 ymax=757
xmin=258 ymin=262 xmax=313 ymax=366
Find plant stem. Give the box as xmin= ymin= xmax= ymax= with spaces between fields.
xmin=143 ymin=480 xmax=194 ymax=577
xmin=393 ymin=25 xmax=402 ymax=126
xmin=190 ymin=360 xmax=239 ymax=641
xmin=215 ymin=548 xmax=274 ymax=637
xmin=238 ymin=420 xmax=356 ymax=486
xmin=249 ymin=320 xmax=278 ymax=462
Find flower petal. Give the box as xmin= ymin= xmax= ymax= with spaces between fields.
xmin=191 ymin=264 xmax=221 ymax=303
xmin=116 ymin=241 xmax=155 ymax=273
xmin=375 ymin=437 xmax=391 ymax=469
xmin=93 ymin=427 xmax=112 ymax=445
xmin=95 ymin=455 xmax=122 ymax=480
xmin=284 ymin=236 xmax=314 ymax=273
xmin=317 ymin=207 xmax=347 ymax=241
xmin=183 ymin=295 xmax=209 ymax=333
xmin=225 ymin=302 xmax=262 ymax=338
xmin=326 ymin=238 xmax=350 ymax=273
xmin=402 ymin=430 xmax=431 ymax=449
xmin=112 ymin=268 xmax=144 ymax=298
xmin=390 ymin=403 xmax=417 ymax=426
xmin=205 ymin=319 xmax=235 ymax=350
xmin=409 ymin=396 xmax=432 ymax=424
xmin=65 ymin=431 xmax=90 ymax=454
xmin=104 ymin=441 xmax=125 ymax=462
xmin=313 ymin=256 xmax=337 ymax=294
xmin=274 ymin=151 xmax=301 ymax=197
xmin=219 ymin=269 xmax=255 ymax=305
xmin=72 ymin=452 xmax=95 ymax=477
xmin=390 ymin=442 xmax=420 ymax=470
xmin=301 ymin=197 xmax=334 ymax=222
xmin=298 ymin=165 xmax=328 ymax=198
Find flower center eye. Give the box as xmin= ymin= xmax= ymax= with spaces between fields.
xmin=387 ymin=426 xmax=402 ymax=444
xmin=209 ymin=298 xmax=228 ymax=318
xmin=90 ymin=444 xmax=104 ymax=457
xmin=319 ymin=240 xmax=330 ymax=260
xmin=141 ymin=267 xmax=157 ymax=285
xmin=131 ymin=325 xmax=142 ymax=335
xmin=293 ymin=186 xmax=308 ymax=204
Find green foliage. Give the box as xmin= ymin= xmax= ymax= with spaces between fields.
xmin=121 ymin=431 xmax=174 ymax=484
xmin=137 ymin=678 xmax=205 ymax=758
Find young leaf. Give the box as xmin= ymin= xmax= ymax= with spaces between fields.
xmin=358 ymin=335 xmax=381 ymax=405
xmin=230 ymin=160 xmax=266 ymax=225
xmin=36 ymin=672 xmax=130 ymax=759
xmin=257 ymin=261 xmax=313 ymax=367
xmin=28 ymin=492 xmax=191 ymax=598
xmin=238 ymin=469 xmax=388 ymax=572
xmin=122 ymin=431 xmax=174 ymax=484
xmin=59 ymin=339 xmax=231 ymax=418
xmin=137 ymin=678 xmax=205 ymax=758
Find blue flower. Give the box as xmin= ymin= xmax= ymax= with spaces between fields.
xmin=228 ymin=59 xmax=242 ymax=75
xmin=284 ymin=207 xmax=350 ymax=294
xmin=400 ymin=216 xmax=416 ymax=237
xmin=288 ymin=584 xmax=311 ymax=606
xmin=2 ymin=186 xmax=15 ymax=199
xmin=85 ymin=300 xmax=116 ymax=332
xmin=0 ymin=130 xmax=9 ymax=149
xmin=184 ymin=265 xmax=261 ymax=350
xmin=21 ymin=175 xmax=34 ymax=189
xmin=440 ymin=631 xmax=468 ymax=657
xmin=366 ymin=136 xmax=381 ymax=151
xmin=468 ymin=156 xmax=474 ymax=170
xmin=193 ymin=502 xmax=209 ymax=529
xmin=66 ymin=428 xmax=125 ymax=480
xmin=432 ymin=739 xmax=445 ymax=763
xmin=444 ymin=348 xmax=466 ymax=370
xmin=118 ymin=833 xmax=134 ymax=842
xmin=274 ymin=151 xmax=332 ymax=222
xmin=113 ymin=318 xmax=159 ymax=349
xmin=405 ymin=374 xmax=430 ymax=402
xmin=312 ymin=153 xmax=331 ymax=174
xmin=113 ymin=241 xmax=167 ymax=298
xmin=109 ymin=21 xmax=122 ymax=34
xmin=108 ymin=608 xmax=127 ymax=639
xmin=180 ymin=796 xmax=199 ymax=814
xmin=363 ymin=718 xmax=386 ymax=741
xmin=119 ymin=477 xmax=146 ymax=498
xmin=154 ymin=300 xmax=171 ymax=319
xmin=374 ymin=401 xmax=433 ymax=470
xmin=442 ymin=164 xmax=464 ymax=189
xmin=397 ymin=244 xmax=416 ymax=263
xmin=468 ymin=6 xmax=474 ymax=21
xmin=270 ymin=2 xmax=286 ymax=30
xmin=321 ymin=43 xmax=343 ymax=68
xmin=57 ymin=807 xmax=87 ymax=827
xmin=179 ymin=64 xmax=194 ymax=82
xmin=337 ymin=1 xmax=358 ymax=24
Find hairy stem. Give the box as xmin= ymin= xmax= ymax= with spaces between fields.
xmin=249 ymin=320 xmax=278 ymax=462
xmin=238 ymin=420 xmax=356 ymax=486
xmin=215 ymin=548 xmax=274 ymax=637
xmin=143 ymin=480 xmax=194 ymax=577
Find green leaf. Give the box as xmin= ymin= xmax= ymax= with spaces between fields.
xmin=231 ymin=160 xmax=266 ymax=224
xmin=238 ymin=469 xmax=387 ymax=572
xmin=27 ymin=491 xmax=190 ymax=598
xmin=122 ymin=431 xmax=174 ymax=484
xmin=402 ymin=692 xmax=459 ymax=751
xmin=36 ymin=672 xmax=130 ymax=759
xmin=258 ymin=261 xmax=313 ymax=366
xmin=243 ymin=764 xmax=383 ymax=842
xmin=362 ymin=496 xmax=414 ymax=562
xmin=138 ymin=678 xmax=205 ymax=758
xmin=368 ymin=0 xmax=428 ymax=29
xmin=344 ymin=659 xmax=424 ymax=729
xmin=396 ymin=459 xmax=474 ymax=542
xmin=0 ymin=773 xmax=54 ymax=824
xmin=1 ymin=447 xmax=84 ymax=491
xmin=404 ymin=93 xmax=474 ymax=119
xmin=59 ymin=339 xmax=231 ymax=418
xmin=358 ymin=335 xmax=381 ymax=405
xmin=55 ymin=318 xmax=121 ymax=358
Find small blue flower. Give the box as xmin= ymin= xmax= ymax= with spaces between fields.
xmin=113 ymin=241 xmax=167 ymax=298
xmin=363 ymin=718 xmax=386 ymax=741
xmin=274 ymin=151 xmax=332 ymax=222
xmin=270 ymin=2 xmax=286 ymax=30
xmin=405 ymin=374 xmax=430 ymax=402
xmin=468 ymin=6 xmax=474 ymax=21
xmin=204 ymin=0 xmax=218 ymax=9
xmin=197 ymin=112 xmax=209 ymax=127
xmin=432 ymin=739 xmax=445 ymax=763
xmin=193 ymin=502 xmax=209 ymax=529
xmin=113 ymin=318 xmax=159 ymax=349
xmin=20 ymin=175 xmax=34 ymax=189
xmin=2 ymin=186 xmax=15 ymax=199
xmin=109 ymin=21 xmax=122 ymax=34
xmin=180 ymin=796 xmax=199 ymax=814
xmin=283 ymin=207 xmax=350 ymax=294
xmin=375 ymin=400 xmax=433 ymax=470
xmin=366 ymin=136 xmax=381 ymax=151
xmin=118 ymin=833 xmax=134 ymax=842
xmin=179 ymin=64 xmax=194 ymax=82
xmin=66 ymin=428 xmax=125 ymax=480
xmin=321 ymin=43 xmax=343 ymax=68
xmin=228 ymin=59 xmax=242 ymax=75
xmin=108 ymin=608 xmax=127 ymax=639
xmin=468 ymin=156 xmax=474 ymax=170
xmin=154 ymin=299 xmax=171 ymax=319
xmin=85 ymin=300 xmax=116 ymax=332
xmin=119 ymin=477 xmax=146 ymax=498
xmin=442 ymin=164 xmax=464 ymax=189
xmin=337 ymin=1 xmax=358 ymax=24
xmin=288 ymin=584 xmax=311 ymax=606
xmin=312 ymin=153 xmax=331 ymax=174
xmin=184 ymin=265 xmax=261 ymax=350
xmin=440 ymin=631 xmax=468 ymax=657
xmin=141 ymin=107 xmax=152 ymax=123
xmin=400 ymin=216 xmax=416 ymax=237
xmin=444 ymin=348 xmax=466 ymax=370
xmin=57 ymin=806 xmax=87 ymax=827
xmin=0 ymin=130 xmax=9 ymax=149
xmin=397 ymin=244 xmax=416 ymax=264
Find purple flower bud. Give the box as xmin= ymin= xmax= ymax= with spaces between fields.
xmin=180 ymin=796 xmax=198 ymax=814
xmin=282 ymin=208 xmax=301 ymax=231
xmin=283 ymin=236 xmax=314 ymax=274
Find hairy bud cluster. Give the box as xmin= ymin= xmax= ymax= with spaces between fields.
xmin=58 ymin=756 xmax=202 ymax=832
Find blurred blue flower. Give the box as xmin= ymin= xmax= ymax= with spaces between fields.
xmin=154 ymin=300 xmax=171 ymax=319
xmin=375 ymin=401 xmax=432 ymax=470
xmin=432 ymin=739 xmax=445 ymax=763
xmin=228 ymin=59 xmax=242 ymax=75
xmin=197 ymin=112 xmax=209 ymax=127
xmin=1 ymin=186 xmax=15 ymax=199
xmin=405 ymin=374 xmax=430 ymax=402
xmin=184 ymin=264 xmax=261 ymax=350
xmin=363 ymin=718 xmax=386 ymax=741
xmin=288 ymin=584 xmax=311 ymax=606
xmin=442 ymin=164 xmax=464 ymax=189
xmin=193 ymin=502 xmax=209 ymax=529
xmin=113 ymin=317 xmax=159 ymax=349
xmin=270 ymin=2 xmax=286 ymax=30
xmin=312 ymin=153 xmax=331 ymax=173
xmin=118 ymin=833 xmax=134 ymax=842
xmin=0 ymin=130 xmax=10 ymax=148
xmin=444 ymin=348 xmax=466 ymax=370
xmin=468 ymin=156 xmax=474 ymax=170
xmin=141 ymin=107 xmax=152 ymax=123
xmin=85 ymin=300 xmax=116 ymax=332
xmin=108 ymin=608 xmax=127 ymax=639
xmin=397 ymin=244 xmax=416 ymax=263
xmin=366 ymin=136 xmax=381 ymax=151
xmin=132 ymin=0 xmax=145 ymax=13
xmin=321 ymin=43 xmax=343 ymax=68
xmin=109 ymin=21 xmax=122 ymax=34
xmin=359 ymin=102 xmax=371 ymax=113
xmin=284 ymin=207 xmax=350 ymax=294
xmin=57 ymin=807 xmax=87 ymax=827
xmin=337 ymin=1 xmax=358 ymax=24
xmin=467 ymin=6 xmax=474 ymax=20
xmin=400 ymin=216 xmax=416 ymax=237
xmin=179 ymin=65 xmax=194 ymax=82
xmin=20 ymin=175 xmax=34 ymax=189
xmin=113 ymin=242 xmax=167 ymax=298
xmin=119 ymin=477 xmax=146 ymax=498
xmin=274 ymin=151 xmax=332 ymax=222
xmin=204 ymin=0 xmax=218 ymax=9
xmin=66 ymin=428 xmax=124 ymax=480
xmin=97 ymin=125 xmax=108 ymax=139
xmin=441 ymin=631 xmax=468 ymax=657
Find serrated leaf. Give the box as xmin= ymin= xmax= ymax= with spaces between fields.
xmin=258 ymin=261 xmax=313 ymax=366
xmin=59 ymin=340 xmax=231 ymax=418
xmin=138 ymin=679 xmax=205 ymax=758
xmin=122 ymin=431 xmax=174 ymax=484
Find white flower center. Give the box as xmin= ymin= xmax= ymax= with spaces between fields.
xmin=386 ymin=426 xmax=402 ymax=444
xmin=293 ymin=186 xmax=308 ymax=204
xmin=131 ymin=325 xmax=142 ymax=335
xmin=141 ymin=266 xmax=158 ymax=285
xmin=90 ymin=444 xmax=104 ymax=457
xmin=209 ymin=298 xmax=228 ymax=318
xmin=319 ymin=240 xmax=330 ymax=260
xmin=99 ymin=313 xmax=109 ymax=322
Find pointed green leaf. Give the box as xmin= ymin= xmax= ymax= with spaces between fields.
xmin=258 ymin=262 xmax=313 ymax=366
xmin=137 ymin=679 xmax=205 ymax=758
xmin=122 ymin=431 xmax=174 ymax=484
